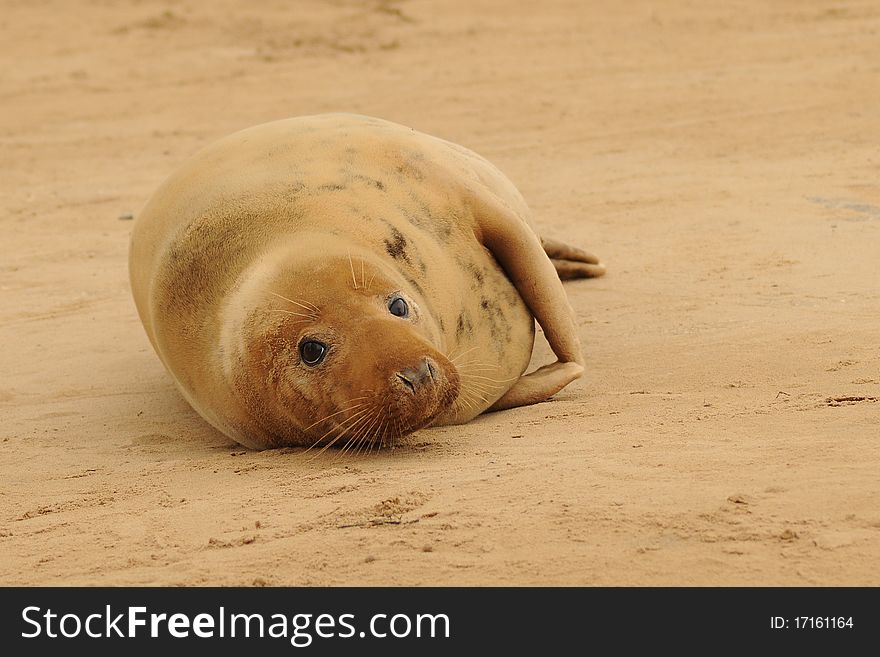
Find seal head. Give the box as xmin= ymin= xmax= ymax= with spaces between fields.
xmin=225 ymin=240 xmax=460 ymax=449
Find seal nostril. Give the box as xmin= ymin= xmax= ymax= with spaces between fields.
xmin=396 ymin=361 xmax=434 ymax=393
xmin=396 ymin=372 xmax=416 ymax=393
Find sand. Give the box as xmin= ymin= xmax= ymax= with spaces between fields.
xmin=1 ymin=0 xmax=878 ymax=586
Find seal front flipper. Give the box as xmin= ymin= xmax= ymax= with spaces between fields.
xmin=470 ymin=194 xmax=586 ymax=410
xmin=541 ymin=236 xmax=607 ymax=280
xmin=488 ymin=361 xmax=584 ymax=411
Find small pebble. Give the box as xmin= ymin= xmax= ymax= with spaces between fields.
xmin=118 ymin=213 xmax=134 ymax=221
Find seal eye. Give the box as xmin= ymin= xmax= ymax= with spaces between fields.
xmin=300 ymin=340 xmax=327 ymax=366
xmin=388 ymin=296 xmax=409 ymax=318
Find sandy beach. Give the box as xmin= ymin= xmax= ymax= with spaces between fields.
xmin=1 ymin=0 xmax=878 ymax=585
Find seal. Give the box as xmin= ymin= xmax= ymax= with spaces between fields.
xmin=129 ymin=114 xmax=605 ymax=450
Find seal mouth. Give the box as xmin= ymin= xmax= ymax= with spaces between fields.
xmin=314 ymin=404 xmax=437 ymax=454
xmin=322 ymin=393 xmax=451 ymax=453
xmin=305 ymin=357 xmax=459 ymax=453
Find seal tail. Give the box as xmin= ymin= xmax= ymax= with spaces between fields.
xmin=541 ymin=236 xmax=606 ymax=280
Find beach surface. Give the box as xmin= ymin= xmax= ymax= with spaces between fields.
xmin=1 ymin=0 xmax=878 ymax=585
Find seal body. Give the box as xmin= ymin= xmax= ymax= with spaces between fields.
xmin=131 ymin=114 xmax=600 ymax=449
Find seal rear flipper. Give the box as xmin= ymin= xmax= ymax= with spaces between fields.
xmin=550 ymin=258 xmax=606 ymax=280
xmin=541 ymin=236 xmax=606 ymax=280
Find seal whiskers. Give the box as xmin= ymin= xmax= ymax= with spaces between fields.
xmin=306 ymin=408 xmax=376 ymax=460
xmin=269 ymin=291 xmax=319 ymax=315
xmin=300 ymin=397 xmax=370 ymax=432
xmin=460 ymin=373 xmax=518 ymax=384
xmin=347 ymin=251 xmax=359 ymax=290
xmin=329 ymin=411 xmax=377 ymax=456
xmin=447 ymin=346 xmax=479 ymax=364
xmin=339 ymin=408 xmax=382 ymax=458
xmin=356 ymin=410 xmax=386 ymax=456
xmin=391 ymin=416 xmax=402 ymax=450
xmin=301 ymin=404 xmax=373 ymax=456
xmin=445 ymin=358 xmax=518 ymax=414
xmin=268 ymin=309 xmax=317 ymax=320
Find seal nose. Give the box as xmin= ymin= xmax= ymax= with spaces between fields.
xmin=396 ymin=358 xmax=435 ymax=394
